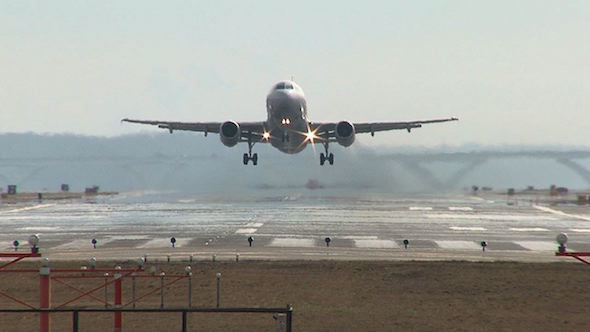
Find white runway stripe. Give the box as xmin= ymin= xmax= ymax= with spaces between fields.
xmin=514 ymin=241 xmax=558 ymax=251
xmin=53 ymin=238 xmax=114 ymax=250
xmin=235 ymin=228 xmax=258 ymax=234
xmin=570 ymin=229 xmax=590 ymax=233
xmin=435 ymin=241 xmax=481 ymax=250
xmin=448 ymin=207 xmax=474 ymax=211
xmin=268 ymin=238 xmax=316 ymax=247
xmin=409 ymin=207 xmax=432 ymax=211
xmin=1 ymin=204 xmax=56 ymax=213
xmin=509 ymin=228 xmax=549 ymax=232
xmin=340 ymin=235 xmax=378 ymax=240
xmin=246 ymin=222 xmax=264 ymax=228
xmin=137 ymin=238 xmax=191 ymax=248
xmin=354 ymin=239 xmax=398 ymax=249
xmin=449 ymin=226 xmax=487 ymax=231
xmin=533 ymin=205 xmax=590 ymax=221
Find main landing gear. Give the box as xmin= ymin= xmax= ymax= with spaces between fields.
xmin=243 ymin=139 xmax=258 ymax=166
xmin=320 ymin=142 xmax=334 ymax=166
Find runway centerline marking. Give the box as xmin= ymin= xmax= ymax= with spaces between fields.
xmin=570 ymin=229 xmax=590 ymax=233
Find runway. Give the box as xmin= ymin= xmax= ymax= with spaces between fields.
xmin=0 ymin=192 xmax=588 ymax=262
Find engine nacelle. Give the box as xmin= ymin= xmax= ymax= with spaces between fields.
xmin=335 ymin=121 xmax=355 ymax=147
xmin=219 ymin=121 xmax=241 ymax=147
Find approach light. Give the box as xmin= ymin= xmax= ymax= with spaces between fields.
xmin=28 ymin=234 xmax=39 ymax=247
xmin=556 ymin=233 xmax=568 ymax=245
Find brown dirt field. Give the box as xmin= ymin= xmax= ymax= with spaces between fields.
xmin=0 ymin=260 xmax=588 ymax=331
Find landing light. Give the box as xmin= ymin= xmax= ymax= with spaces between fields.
xmin=305 ymin=130 xmax=316 ymax=142
xmin=263 ymin=132 xmax=270 ymax=140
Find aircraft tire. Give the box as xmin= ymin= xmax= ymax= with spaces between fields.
xmin=320 ymin=153 xmax=326 ymax=166
xmin=243 ymin=153 xmax=249 ymax=165
xmin=329 ymin=153 xmax=334 ymax=165
xmin=252 ymin=153 xmax=258 ymax=166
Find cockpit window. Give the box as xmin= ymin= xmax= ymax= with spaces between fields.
xmin=274 ymin=82 xmax=294 ymax=90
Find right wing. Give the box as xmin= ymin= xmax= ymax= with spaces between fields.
xmin=121 ymin=118 xmax=269 ymax=142
xmin=309 ymin=117 xmax=458 ymax=140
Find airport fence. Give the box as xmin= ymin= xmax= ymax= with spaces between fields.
xmin=0 ymin=306 xmax=293 ymax=332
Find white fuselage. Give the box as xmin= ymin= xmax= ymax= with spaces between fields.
xmin=265 ymin=81 xmax=309 ymax=154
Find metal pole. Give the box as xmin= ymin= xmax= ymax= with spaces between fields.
xmin=286 ymin=304 xmax=293 ymax=332
xmin=216 ymin=273 xmax=221 ymax=308
xmin=72 ymin=311 xmax=79 ymax=332
xmin=188 ymin=276 xmax=192 ymax=308
xmin=40 ymin=259 xmax=51 ymax=332
xmin=104 ymin=273 xmax=109 ymax=308
xmin=132 ymin=274 xmax=137 ymax=309
xmin=114 ymin=267 xmax=122 ymax=332
xmin=182 ymin=311 xmax=187 ymax=332
xmin=160 ymin=272 xmax=166 ymax=309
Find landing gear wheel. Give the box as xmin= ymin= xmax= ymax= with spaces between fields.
xmin=320 ymin=153 xmax=326 ymax=166
xmin=328 ymin=153 xmax=334 ymax=165
xmin=243 ymin=153 xmax=249 ymax=165
xmin=252 ymin=153 xmax=258 ymax=166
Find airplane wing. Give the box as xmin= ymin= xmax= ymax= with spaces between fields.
xmin=121 ymin=119 xmax=268 ymax=142
xmin=310 ymin=117 xmax=458 ymax=140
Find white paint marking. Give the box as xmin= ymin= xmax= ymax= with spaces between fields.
xmin=137 ymin=238 xmax=191 ymax=248
xmin=425 ymin=214 xmax=556 ymax=221
xmin=2 ymin=204 xmax=56 ymax=213
xmin=509 ymin=228 xmax=549 ymax=232
xmin=235 ymin=228 xmax=258 ymax=234
xmin=448 ymin=207 xmax=474 ymax=211
xmin=515 ymin=241 xmax=558 ymax=251
xmin=268 ymin=238 xmax=316 ymax=247
xmin=449 ymin=226 xmax=487 ymax=231
xmin=533 ymin=205 xmax=590 ymax=221
xmin=245 ymin=222 xmax=264 ymax=228
xmin=409 ymin=207 xmax=432 ymax=211
xmin=340 ymin=235 xmax=378 ymax=240
xmin=570 ymin=229 xmax=590 ymax=233
xmin=354 ymin=239 xmax=398 ymax=249
xmin=53 ymin=238 xmax=115 ymax=250
xmin=435 ymin=241 xmax=481 ymax=250
xmin=108 ymin=235 xmax=151 ymax=240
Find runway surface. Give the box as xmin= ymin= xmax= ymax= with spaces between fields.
xmin=0 ymin=192 xmax=589 ymax=262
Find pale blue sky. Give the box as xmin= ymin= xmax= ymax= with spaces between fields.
xmin=1 ymin=1 xmax=588 ymax=147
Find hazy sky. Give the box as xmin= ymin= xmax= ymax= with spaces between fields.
xmin=1 ymin=1 xmax=588 ymax=147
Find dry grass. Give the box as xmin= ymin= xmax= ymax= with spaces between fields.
xmin=0 ymin=260 xmax=588 ymax=331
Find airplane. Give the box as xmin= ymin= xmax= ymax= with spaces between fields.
xmin=122 ymin=80 xmax=458 ymax=166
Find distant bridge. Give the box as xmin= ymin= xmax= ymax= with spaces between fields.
xmin=373 ymin=150 xmax=590 ymax=189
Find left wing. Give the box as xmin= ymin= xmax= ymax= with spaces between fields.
xmin=310 ymin=117 xmax=458 ymax=139
xmin=121 ymin=118 xmax=268 ymax=142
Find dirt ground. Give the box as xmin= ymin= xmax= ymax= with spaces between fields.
xmin=0 ymin=260 xmax=588 ymax=331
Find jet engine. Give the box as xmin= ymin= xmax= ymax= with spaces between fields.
xmin=335 ymin=121 xmax=355 ymax=147
xmin=219 ymin=121 xmax=241 ymax=147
